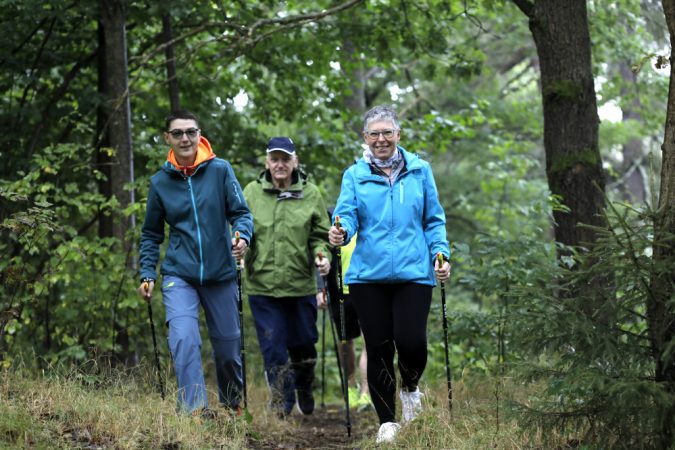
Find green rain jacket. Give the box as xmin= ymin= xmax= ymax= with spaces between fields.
xmin=243 ymin=170 xmax=331 ymax=297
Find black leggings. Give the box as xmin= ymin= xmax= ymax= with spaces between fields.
xmin=350 ymin=283 xmax=432 ymax=424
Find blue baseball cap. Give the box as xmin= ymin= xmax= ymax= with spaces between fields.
xmin=266 ymin=137 xmax=296 ymax=155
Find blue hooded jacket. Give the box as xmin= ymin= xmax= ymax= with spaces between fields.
xmin=139 ymin=137 xmax=253 ymax=285
xmin=332 ymin=146 xmax=449 ymax=286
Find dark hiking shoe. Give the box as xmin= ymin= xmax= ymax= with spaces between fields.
xmin=296 ymin=389 xmax=315 ymax=415
xmin=191 ymin=407 xmax=218 ymax=424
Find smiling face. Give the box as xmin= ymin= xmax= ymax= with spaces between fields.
xmin=163 ymin=118 xmax=201 ymax=166
xmin=362 ymin=119 xmax=401 ymax=161
xmin=265 ymin=150 xmax=298 ymax=189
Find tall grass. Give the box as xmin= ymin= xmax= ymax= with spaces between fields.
xmin=0 ymin=360 xmax=570 ymax=449
xmin=0 ymin=360 xmax=249 ymax=449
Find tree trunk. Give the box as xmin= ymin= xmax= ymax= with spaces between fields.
xmin=99 ymin=0 xmax=135 ymax=243
xmin=341 ymin=38 xmax=367 ymax=136
xmin=162 ymin=12 xmax=180 ymax=111
xmin=619 ymin=61 xmax=647 ymax=203
xmin=99 ymin=0 xmax=135 ymax=364
xmin=514 ymin=0 xmax=606 ymax=253
xmin=652 ymin=2 xmax=675 ymax=446
xmin=96 ymin=21 xmax=113 ymax=239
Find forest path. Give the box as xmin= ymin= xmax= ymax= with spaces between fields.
xmin=247 ymin=404 xmax=379 ymax=449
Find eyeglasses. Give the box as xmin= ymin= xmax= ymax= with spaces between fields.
xmin=168 ymin=128 xmax=200 ymax=139
xmin=364 ymin=129 xmax=397 ymax=140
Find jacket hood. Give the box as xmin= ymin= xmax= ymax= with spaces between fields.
xmin=166 ymin=136 xmax=216 ymax=176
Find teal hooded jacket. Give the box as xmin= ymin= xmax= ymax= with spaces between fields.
xmin=332 ymin=146 xmax=450 ymax=286
xmin=139 ymin=137 xmax=253 ymax=285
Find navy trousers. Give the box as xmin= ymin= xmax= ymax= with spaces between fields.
xmin=248 ymin=294 xmax=318 ymax=414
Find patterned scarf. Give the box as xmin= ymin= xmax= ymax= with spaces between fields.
xmin=363 ymin=147 xmax=402 ymax=169
xmin=363 ymin=147 xmax=404 ymax=185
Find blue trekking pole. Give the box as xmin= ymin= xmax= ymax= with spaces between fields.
xmin=333 ymin=217 xmax=352 ymax=437
xmin=437 ymin=252 xmax=452 ymax=413
xmin=235 ymin=231 xmax=247 ymax=410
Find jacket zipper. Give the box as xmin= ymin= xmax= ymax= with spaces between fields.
xmin=187 ymin=177 xmax=205 ymax=284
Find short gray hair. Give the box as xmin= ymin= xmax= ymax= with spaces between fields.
xmin=363 ymin=105 xmax=400 ymax=131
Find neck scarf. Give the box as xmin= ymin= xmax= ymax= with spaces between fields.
xmin=363 ymin=147 xmax=402 ymax=169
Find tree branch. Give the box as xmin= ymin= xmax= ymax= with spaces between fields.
xmin=248 ymin=0 xmax=364 ymax=35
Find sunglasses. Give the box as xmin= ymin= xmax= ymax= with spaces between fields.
xmin=167 ymin=128 xmax=200 ymax=139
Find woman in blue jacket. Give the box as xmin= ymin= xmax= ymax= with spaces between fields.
xmin=138 ymin=110 xmax=253 ymax=417
xmin=329 ymin=105 xmax=451 ymax=444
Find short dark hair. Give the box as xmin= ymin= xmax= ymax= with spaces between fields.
xmin=165 ymin=109 xmax=200 ymax=131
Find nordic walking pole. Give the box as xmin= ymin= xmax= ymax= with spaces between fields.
xmin=318 ymin=251 xmax=327 ymax=409
xmin=437 ymin=252 xmax=452 ymax=413
xmin=143 ymin=281 xmax=165 ymax=400
xmin=324 ymin=276 xmax=349 ymax=432
xmin=333 ymin=216 xmax=352 ymax=437
xmin=320 ymin=252 xmax=350 ymax=426
xmin=235 ymin=231 xmax=248 ymax=409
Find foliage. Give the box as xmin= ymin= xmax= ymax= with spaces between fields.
xmin=1 ymin=0 xmax=673 ymax=446
xmin=508 ymin=201 xmax=675 ymax=448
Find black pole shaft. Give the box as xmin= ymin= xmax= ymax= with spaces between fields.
xmin=237 ymin=263 xmax=247 ymax=409
xmin=440 ymin=281 xmax=452 ymax=413
xmin=334 ymin=247 xmax=352 ymax=437
xmin=321 ymin=304 xmax=326 ymax=408
xmin=147 ymin=300 xmax=165 ymax=400
xmin=326 ymin=286 xmax=347 ymax=420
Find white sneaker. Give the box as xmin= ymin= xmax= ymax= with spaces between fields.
xmin=376 ymin=422 xmax=401 ymax=443
xmin=399 ymin=387 xmax=424 ymax=423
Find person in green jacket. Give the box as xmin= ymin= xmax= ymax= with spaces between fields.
xmin=243 ymin=137 xmax=331 ymax=417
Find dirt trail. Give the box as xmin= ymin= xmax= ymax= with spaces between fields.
xmin=247 ymin=405 xmax=379 ymax=449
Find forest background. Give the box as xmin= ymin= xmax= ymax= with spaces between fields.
xmin=1 ymin=0 xmax=675 ymax=448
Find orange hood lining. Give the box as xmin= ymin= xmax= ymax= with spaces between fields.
xmin=167 ymin=136 xmax=215 ymax=173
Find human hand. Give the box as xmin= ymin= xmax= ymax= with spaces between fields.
xmin=138 ymin=280 xmax=155 ymax=301
xmin=434 ymin=254 xmax=451 ymax=282
xmin=328 ymin=226 xmax=345 ymax=247
xmin=316 ymin=291 xmax=327 ymax=309
xmin=315 ymin=253 xmax=330 ymax=277
xmin=231 ymin=232 xmax=248 ymax=260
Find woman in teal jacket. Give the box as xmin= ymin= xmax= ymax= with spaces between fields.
xmin=329 ymin=105 xmax=451 ymax=444
xmin=138 ymin=110 xmax=253 ymax=417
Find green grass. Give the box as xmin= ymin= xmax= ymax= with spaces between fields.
xmin=0 ymin=363 xmax=574 ymax=449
